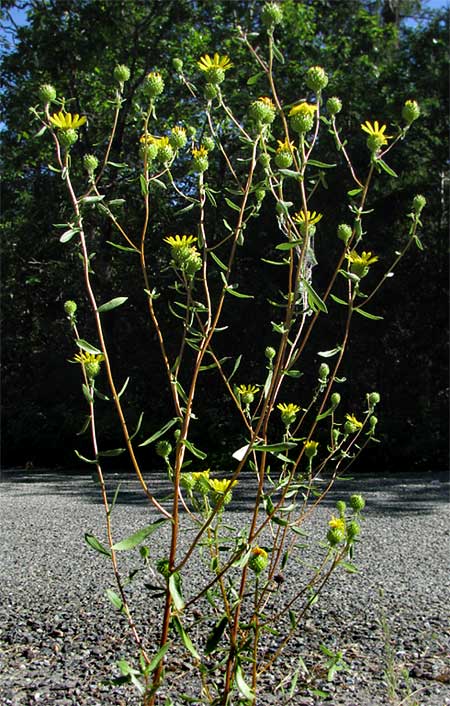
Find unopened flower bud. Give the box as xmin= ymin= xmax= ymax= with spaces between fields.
xmin=250 ymin=97 xmax=276 ymax=125
xmin=260 ymin=154 xmax=271 ymax=168
xmin=172 ymin=58 xmax=183 ymax=72
xmin=336 ymin=500 xmax=346 ymax=516
xmin=318 ymin=363 xmax=330 ymax=382
xmin=349 ymin=493 xmax=365 ymax=512
xmin=248 ymin=546 xmax=268 ymax=574
xmin=402 ymin=99 xmax=420 ymax=125
xmin=346 ymin=520 xmax=360 ymax=539
xmin=83 ymin=154 xmax=99 ymax=174
xmin=413 ymin=194 xmax=426 ymax=215
xmin=367 ymin=415 xmax=378 ymax=434
xmin=180 ymin=473 xmax=195 ymax=491
xmin=327 ymin=96 xmax=342 ymax=116
xmin=169 ymin=126 xmax=187 ymax=150
xmin=155 ymin=440 xmax=172 ymax=458
xmin=158 ymin=142 xmax=174 ymax=164
xmin=337 ymin=223 xmax=352 ymax=244
xmin=275 ymin=150 xmax=293 ymax=168
xmin=114 ymin=64 xmax=130 ymax=85
xmin=64 ymin=300 xmax=77 ymax=316
xmin=327 ymin=527 xmax=345 ymax=545
xmin=368 ymin=391 xmax=380 ymax=407
xmin=156 ymin=558 xmax=170 ymax=578
xmin=144 ymin=71 xmax=164 ymax=99
xmin=255 ymin=188 xmax=266 ymax=202
xmin=261 ymin=2 xmax=283 ymax=28
xmin=306 ymin=66 xmax=328 ymax=93
xmin=202 ymin=136 xmax=215 ymax=151
xmin=265 ymin=346 xmax=276 ymax=360
xmin=331 ymin=392 xmax=341 ymax=408
xmin=39 ymin=83 xmax=56 ymax=104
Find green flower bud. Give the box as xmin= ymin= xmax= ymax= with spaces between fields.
xmin=172 ymin=58 xmax=183 ymax=73
xmin=402 ymin=99 xmax=420 ymax=125
xmin=169 ymin=126 xmax=187 ymax=150
xmin=157 ymin=142 xmax=174 ymax=164
xmin=114 ymin=64 xmax=130 ymax=85
xmin=39 ymin=83 xmax=57 ymax=104
xmin=306 ymin=66 xmax=328 ymax=93
xmin=344 ymin=419 xmax=358 ymax=434
xmin=327 ymin=527 xmax=345 ymax=546
xmin=346 ymin=520 xmax=360 ymax=539
xmin=156 ymin=558 xmax=170 ymax=578
xmin=331 ymin=392 xmax=341 ymax=408
xmin=192 ymin=148 xmax=209 ymax=173
xmin=368 ymin=391 xmax=380 ymax=407
xmin=141 ymin=142 xmax=159 ymax=161
xmin=367 ymin=415 xmax=378 ymax=435
xmin=290 ymin=111 xmax=314 ymax=134
xmin=259 ymin=153 xmax=271 ymax=168
xmin=155 ymin=440 xmax=172 ymax=458
xmin=318 ymin=363 xmax=330 ymax=382
xmin=85 ymin=361 xmax=101 ymax=380
xmin=173 ymin=429 xmax=181 ymax=441
xmin=248 ymin=547 xmax=268 ymax=574
xmin=336 ymin=500 xmax=346 ymax=516
xmin=187 ymin=125 xmax=197 ymax=138
xmin=349 ymin=493 xmax=365 ymax=512
xmin=413 ymin=194 xmax=426 ymax=215
xmin=265 ymin=346 xmax=276 ymax=360
xmin=202 ymin=136 xmax=215 ymax=151
xmin=250 ymin=97 xmax=276 ymax=125
xmin=255 ymin=188 xmax=266 ymax=202
xmin=184 ymin=250 xmax=202 ymax=276
xmin=144 ymin=71 xmax=164 ymax=98
xmin=275 ymin=150 xmax=293 ymax=168
xmin=204 ymin=83 xmax=218 ymax=100
xmin=83 ymin=154 xmax=99 ymax=174
xmin=64 ymin=300 xmax=77 ymax=316
xmin=261 ymin=2 xmax=283 ymax=28
xmin=58 ymin=128 xmax=78 ymax=149
xmin=337 ymin=223 xmax=352 ymax=244
xmin=327 ymin=96 xmax=342 ymax=116
xmin=180 ymin=473 xmax=195 ymax=491
xmin=139 ymin=545 xmax=150 ymax=560
xmin=332 ymin=428 xmax=340 ymax=445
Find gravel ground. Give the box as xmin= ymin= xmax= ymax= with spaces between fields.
xmin=0 ymin=469 xmax=449 ymax=706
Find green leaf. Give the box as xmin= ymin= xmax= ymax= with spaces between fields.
xmin=181 ymin=438 xmax=207 ymax=460
xmin=98 ymin=448 xmax=126 ymax=457
xmin=74 ymin=449 xmax=97 ymax=465
xmin=277 ymin=169 xmax=302 ymax=179
xmin=105 ymin=588 xmax=123 ymax=611
xmin=272 ymin=43 xmax=285 ymax=64
xmin=247 ymin=71 xmax=264 ymax=85
xmin=302 ymin=278 xmax=328 ymax=313
xmin=209 ymin=250 xmax=228 ymax=271
xmin=330 ymin=294 xmax=348 ymax=306
xmin=147 ymin=642 xmax=171 ymax=674
xmin=228 ymin=354 xmax=242 ymax=383
xmin=225 ymin=286 xmax=254 ymax=299
xmin=118 ymin=376 xmax=130 ymax=398
xmin=112 ymin=519 xmax=167 ymax=551
xmin=174 ymin=202 xmax=196 ymax=216
xmin=150 ymin=177 xmax=167 ymax=190
xmin=59 ymin=228 xmax=79 ymax=243
xmin=130 ymin=411 xmax=144 ymax=441
xmin=106 ymin=240 xmax=138 ymax=253
xmin=169 ymin=573 xmax=184 ymax=611
xmin=82 ymin=383 xmax=93 ymax=403
xmin=172 ymin=616 xmax=200 ymax=660
xmin=97 ymin=296 xmax=128 ymax=313
xmin=80 ymin=195 xmax=105 ymax=204
xmin=318 ymin=346 xmax=342 ymax=358
xmin=224 ymin=197 xmax=241 ymax=212
xmin=347 ymin=188 xmax=363 ymax=197
xmin=139 ymin=417 xmax=180 ymax=447
xmin=139 ymin=174 xmax=148 ymax=196
xmin=107 ymin=161 xmax=129 ymax=168
xmin=354 ymin=307 xmax=384 ymax=320
xmin=76 ymin=339 xmax=102 ymax=355
xmin=341 ymin=561 xmax=359 ymax=574
xmin=235 ymin=663 xmax=255 ymax=700
xmin=275 ymin=240 xmax=301 ymax=251
xmin=254 ymin=442 xmax=297 ymax=452
xmin=85 ymin=533 xmax=111 ymax=557
xmin=205 ymin=616 xmax=228 ymax=654
xmin=108 ymin=199 xmax=126 ymax=207
xmin=307 ymin=159 xmax=336 ymax=169
xmin=375 ymin=158 xmax=398 ymax=178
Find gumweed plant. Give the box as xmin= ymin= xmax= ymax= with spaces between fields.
xmin=31 ymin=3 xmax=425 ymax=704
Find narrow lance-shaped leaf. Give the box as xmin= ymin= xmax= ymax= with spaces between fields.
xmin=139 ymin=417 xmax=180 ymax=447
xmin=172 ymin=615 xmax=200 ymax=660
xmin=112 ymin=519 xmax=167 ymax=551
xmin=97 ymin=296 xmax=128 ymax=313
xmin=85 ymin=533 xmax=111 ymax=557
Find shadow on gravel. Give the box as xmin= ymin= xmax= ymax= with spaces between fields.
xmin=1 ymin=469 xmax=448 ymax=516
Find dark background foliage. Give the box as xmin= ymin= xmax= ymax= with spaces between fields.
xmin=1 ymin=0 xmax=448 ymax=472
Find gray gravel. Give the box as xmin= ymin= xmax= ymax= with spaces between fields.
xmin=0 ymin=469 xmax=449 ymax=706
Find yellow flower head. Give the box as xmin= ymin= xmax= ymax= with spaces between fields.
xmin=237 ymin=384 xmax=259 ymax=396
xmin=164 ymin=234 xmax=197 ymax=248
xmin=192 ymin=145 xmax=209 ymax=159
xmin=304 ymin=440 xmax=319 ymax=458
xmin=72 ymin=351 xmax=105 ymax=365
xmin=257 ymin=96 xmax=276 ymax=109
xmin=345 ymin=413 xmax=363 ymax=429
xmin=140 ymin=133 xmax=159 ymax=145
xmin=209 ymin=478 xmax=238 ymax=494
xmin=276 ymin=138 xmax=296 ymax=154
xmin=49 ymin=111 xmax=87 ymax=130
xmin=293 ymin=210 xmax=323 ymax=226
xmin=360 ymin=120 xmax=392 ymax=145
xmin=288 ymin=102 xmax=317 ymax=118
xmin=277 ymin=402 xmax=301 ymax=415
xmin=191 ymin=469 xmax=210 ymax=483
xmin=329 ymin=515 xmax=346 ymax=532
xmin=198 ymin=53 xmax=233 ymax=72
xmin=346 ymin=250 xmax=379 ymax=267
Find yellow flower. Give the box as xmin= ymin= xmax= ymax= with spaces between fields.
xmin=293 ymin=210 xmax=323 ymax=226
xmin=304 ymin=440 xmax=319 ymax=458
xmin=237 ymin=384 xmax=259 ymax=395
xmin=257 ymin=96 xmax=276 ymax=109
xmin=288 ymin=102 xmax=317 ymax=118
xmin=191 ymin=469 xmax=210 ymax=483
xmin=49 ymin=111 xmax=87 ymax=130
xmin=140 ymin=134 xmax=159 ymax=145
xmin=164 ymin=234 xmax=197 ymax=248
xmin=345 ymin=251 xmax=379 ymax=278
xmin=192 ymin=145 xmax=209 ymax=159
xmin=345 ymin=413 xmax=363 ymax=429
xmin=360 ymin=120 xmax=391 ymax=145
xmin=277 ymin=402 xmax=301 ymax=415
xmin=209 ymin=478 xmax=238 ymax=494
xmin=197 ymin=53 xmax=233 ymax=72
xmin=329 ymin=515 xmax=346 ymax=532
xmin=276 ymin=137 xmax=296 ymax=153
xmin=72 ymin=351 xmax=104 ymax=365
